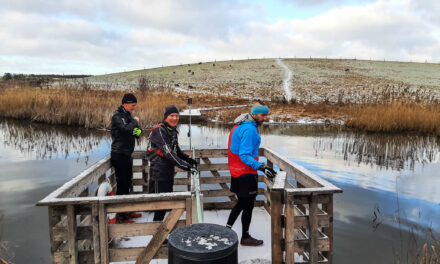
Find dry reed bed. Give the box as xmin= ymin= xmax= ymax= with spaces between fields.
xmin=0 ymin=87 xmax=250 ymax=129
xmin=0 ymin=88 xmax=185 ymax=129
xmin=210 ymin=102 xmax=440 ymax=136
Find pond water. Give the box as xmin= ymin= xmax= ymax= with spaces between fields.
xmin=0 ymin=118 xmax=439 ymax=263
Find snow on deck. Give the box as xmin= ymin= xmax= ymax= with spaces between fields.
xmin=110 ymin=207 xmax=271 ymax=264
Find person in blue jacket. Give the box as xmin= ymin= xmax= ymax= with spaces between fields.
xmin=226 ymin=101 xmax=276 ymax=246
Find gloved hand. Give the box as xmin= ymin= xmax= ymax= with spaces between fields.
xmin=258 ymin=164 xmax=276 ymax=179
xmin=187 ymin=158 xmax=198 ymax=168
xmin=133 ymin=127 xmax=142 ymax=137
xmin=190 ymin=167 xmax=198 ymax=175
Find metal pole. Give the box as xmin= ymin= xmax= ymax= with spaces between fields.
xmin=188 ymin=98 xmax=192 ymax=149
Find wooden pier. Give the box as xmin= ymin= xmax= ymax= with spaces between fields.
xmin=37 ymin=147 xmax=342 ymax=263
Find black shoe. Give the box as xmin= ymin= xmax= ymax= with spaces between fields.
xmin=240 ymin=235 xmax=263 ymax=246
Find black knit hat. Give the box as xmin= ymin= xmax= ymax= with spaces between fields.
xmin=122 ymin=93 xmax=137 ymax=104
xmin=163 ymin=105 xmax=179 ymax=120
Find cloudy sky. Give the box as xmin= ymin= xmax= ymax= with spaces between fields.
xmin=1 ymin=0 xmax=439 ymax=75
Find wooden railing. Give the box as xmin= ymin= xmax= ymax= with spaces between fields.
xmin=37 ymin=147 xmax=341 ymax=264
xmin=262 ymin=148 xmax=342 ymax=264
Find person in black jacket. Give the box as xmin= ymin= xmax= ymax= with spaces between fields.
xmin=111 ymin=93 xmax=142 ymax=223
xmin=147 ymin=105 xmax=197 ymax=221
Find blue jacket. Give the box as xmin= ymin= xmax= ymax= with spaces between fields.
xmin=229 ymin=119 xmax=263 ymax=171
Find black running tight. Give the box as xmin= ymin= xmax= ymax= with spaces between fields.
xmin=226 ymin=195 xmax=256 ymax=236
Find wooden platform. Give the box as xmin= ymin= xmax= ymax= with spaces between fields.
xmin=37 ymin=147 xmax=342 ymax=264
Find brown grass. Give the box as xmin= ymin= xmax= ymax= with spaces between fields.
xmin=417 ymin=244 xmax=439 ymax=264
xmin=345 ymin=103 xmax=440 ymax=136
xmin=0 ymin=87 xmax=186 ymax=129
xmin=0 ymin=86 xmax=250 ymax=129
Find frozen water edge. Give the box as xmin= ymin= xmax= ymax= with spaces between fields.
xmin=110 ymin=207 xmax=272 ymax=264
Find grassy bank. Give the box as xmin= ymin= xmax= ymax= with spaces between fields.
xmin=214 ymin=102 xmax=440 ymax=136
xmin=1 ymin=86 xmax=439 ymax=135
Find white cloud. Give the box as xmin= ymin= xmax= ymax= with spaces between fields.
xmin=0 ymin=0 xmax=439 ymax=74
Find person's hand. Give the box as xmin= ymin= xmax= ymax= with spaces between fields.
xmin=187 ymin=158 xmax=198 ymax=168
xmin=190 ymin=167 xmax=198 ymax=175
xmin=258 ymin=164 xmax=276 ymax=179
xmin=132 ymin=127 xmax=142 ymax=137
xmin=134 ymin=116 xmax=140 ymax=122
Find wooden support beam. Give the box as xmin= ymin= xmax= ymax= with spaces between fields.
xmin=106 ymin=200 xmax=185 ymax=213
xmin=108 ymin=220 xmax=185 ymax=238
xmin=271 ymin=189 xmax=284 ymax=264
xmin=322 ymin=195 xmax=334 ymax=264
xmin=308 ymin=194 xmax=319 ymax=263
xmin=285 ymin=199 xmax=295 ymax=264
xmin=186 ymin=198 xmax=192 ymax=226
xmin=136 ymin=208 xmax=184 ymax=264
xmin=66 ymin=205 xmax=78 ymax=264
xmin=48 ymin=206 xmax=63 ymax=254
xmin=98 ymin=203 xmax=108 ymax=264
xmin=91 ymin=204 xmax=100 ymax=264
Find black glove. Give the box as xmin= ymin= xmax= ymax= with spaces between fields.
xmin=187 ymin=158 xmax=198 ymax=168
xmin=259 ymin=165 xmax=276 ymax=179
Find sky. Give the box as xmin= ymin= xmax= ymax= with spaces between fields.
xmin=0 ymin=0 xmax=439 ymax=75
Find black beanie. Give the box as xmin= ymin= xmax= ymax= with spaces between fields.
xmin=163 ymin=105 xmax=179 ymax=120
xmin=122 ymin=93 xmax=137 ymax=104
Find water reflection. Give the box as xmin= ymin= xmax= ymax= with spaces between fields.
xmin=0 ymin=119 xmax=439 ymax=263
xmin=0 ymin=118 xmax=109 ymax=160
xmin=312 ymin=131 xmax=440 ymax=171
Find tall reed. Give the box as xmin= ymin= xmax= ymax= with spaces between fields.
xmin=345 ymin=103 xmax=440 ymax=136
xmin=417 ymin=244 xmax=439 ymax=264
xmin=0 ymin=87 xmax=186 ymax=129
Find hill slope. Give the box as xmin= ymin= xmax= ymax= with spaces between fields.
xmin=84 ymin=58 xmax=440 ymax=104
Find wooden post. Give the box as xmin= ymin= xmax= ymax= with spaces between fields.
xmin=66 ymin=205 xmax=78 ymax=264
xmin=271 ymin=188 xmax=283 ymax=264
xmin=92 ymin=203 xmax=101 ymax=264
xmin=285 ymin=196 xmax=295 ymax=264
xmin=99 ymin=203 xmax=108 ymax=264
xmin=308 ymin=193 xmax=318 ymax=263
xmin=48 ymin=206 xmax=62 ymax=254
xmin=142 ymin=158 xmax=148 ymax=193
xmin=186 ymin=197 xmax=192 ymax=226
xmin=322 ymin=195 xmax=334 ymax=264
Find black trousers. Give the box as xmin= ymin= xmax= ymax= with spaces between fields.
xmin=226 ymin=195 xmax=256 ymax=237
xmin=111 ymin=152 xmax=133 ymax=195
xmin=227 ymin=173 xmax=258 ymax=237
xmin=111 ymin=152 xmax=132 ymax=220
xmin=149 ymin=179 xmax=174 ymax=221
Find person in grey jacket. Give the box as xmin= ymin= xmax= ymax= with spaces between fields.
xmin=110 ymin=93 xmax=142 ymax=223
xmin=147 ymin=105 xmax=197 ymax=221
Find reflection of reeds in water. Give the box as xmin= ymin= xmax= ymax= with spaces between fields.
xmin=0 ymin=119 xmax=109 ymax=160
xmin=418 ymin=244 xmax=439 ymax=264
xmin=312 ymin=131 xmax=440 ymax=171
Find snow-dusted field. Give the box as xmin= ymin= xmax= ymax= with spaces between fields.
xmin=110 ymin=207 xmax=272 ymax=264
xmin=62 ymin=58 xmax=440 ymax=105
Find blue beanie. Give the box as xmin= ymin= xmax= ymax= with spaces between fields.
xmin=251 ymin=105 xmax=269 ymax=115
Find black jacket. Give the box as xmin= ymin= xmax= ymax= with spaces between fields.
xmin=111 ymin=105 xmax=140 ymax=156
xmin=148 ymin=122 xmax=192 ymax=179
